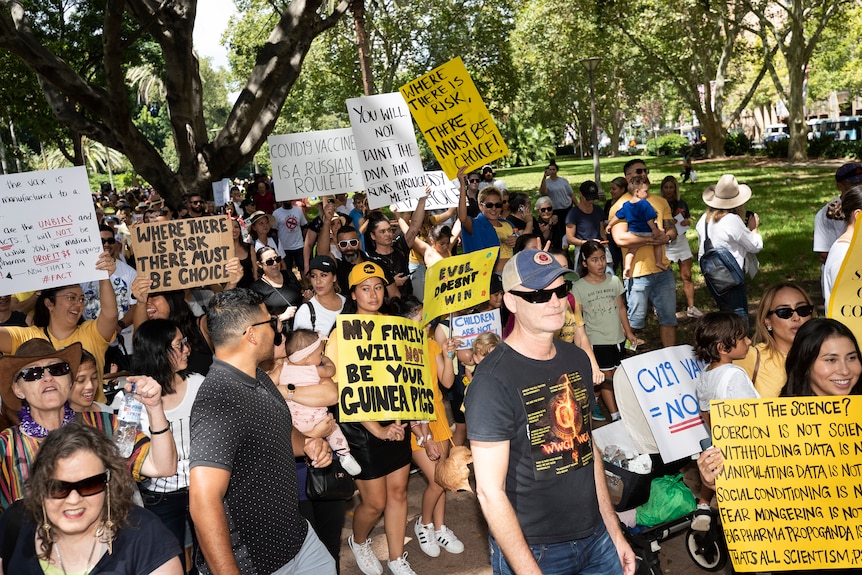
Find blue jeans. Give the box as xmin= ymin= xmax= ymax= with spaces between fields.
xmin=489 ymin=522 xmax=623 ymax=575
xmin=625 ymin=269 xmax=678 ymax=329
xmin=271 ymin=521 xmax=336 ymax=575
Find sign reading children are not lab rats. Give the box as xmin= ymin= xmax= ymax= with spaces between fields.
xmin=0 ymin=166 xmax=105 ymax=295
xmin=336 ymin=314 xmax=434 ymax=423
xmin=131 ymin=216 xmax=237 ymax=293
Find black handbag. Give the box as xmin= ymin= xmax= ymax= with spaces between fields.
xmin=699 ymin=220 xmax=745 ymax=295
xmin=305 ymin=458 xmax=356 ymax=501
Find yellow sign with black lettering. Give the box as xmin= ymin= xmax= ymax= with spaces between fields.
xmin=421 ymin=247 xmax=498 ymax=323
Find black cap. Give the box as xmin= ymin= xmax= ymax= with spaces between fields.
xmin=308 ymin=255 xmax=337 ymax=273
xmin=579 ymin=181 xmax=599 ymax=200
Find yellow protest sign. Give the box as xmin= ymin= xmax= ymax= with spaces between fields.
xmin=827 ymin=224 xmax=862 ymax=343
xmin=336 ymin=314 xmax=435 ymax=423
xmin=130 ymin=216 xmax=237 ymax=292
xmin=711 ymin=397 xmax=862 ymax=572
xmin=400 ymin=57 xmax=509 ymax=180
xmin=422 ymin=248 xmax=498 ymax=323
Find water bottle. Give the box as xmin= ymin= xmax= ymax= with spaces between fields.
xmin=115 ymin=384 xmax=143 ymax=458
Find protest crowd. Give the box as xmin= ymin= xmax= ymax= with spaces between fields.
xmin=0 ymin=154 xmax=860 ymax=575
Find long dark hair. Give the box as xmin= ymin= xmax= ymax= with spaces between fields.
xmin=577 ymin=240 xmax=605 ymax=278
xmin=132 ymin=319 xmax=188 ymax=394
xmin=783 ymin=318 xmax=862 ymax=397
xmin=149 ymin=291 xmax=206 ymax=355
xmin=363 ymin=212 xmax=390 ymax=255
xmin=25 ymin=424 xmax=134 ymax=560
xmin=34 ymin=286 xmax=84 ymax=328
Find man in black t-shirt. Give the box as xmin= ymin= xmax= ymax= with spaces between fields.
xmin=189 ymin=289 xmax=335 ymax=574
xmin=465 ymin=250 xmax=635 ymax=575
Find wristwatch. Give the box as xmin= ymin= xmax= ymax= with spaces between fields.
xmin=286 ymin=383 xmax=296 ymax=402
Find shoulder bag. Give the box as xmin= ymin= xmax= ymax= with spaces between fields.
xmin=698 ymin=219 xmax=745 ymax=296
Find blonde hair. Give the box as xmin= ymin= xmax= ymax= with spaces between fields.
xmin=472 ymin=332 xmax=501 ymax=358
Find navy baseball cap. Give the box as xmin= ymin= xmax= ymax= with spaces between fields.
xmin=502 ymin=250 xmax=577 ymax=292
xmin=835 ymin=163 xmax=862 ymax=184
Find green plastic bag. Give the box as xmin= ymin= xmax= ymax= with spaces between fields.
xmin=635 ymin=473 xmax=696 ymax=526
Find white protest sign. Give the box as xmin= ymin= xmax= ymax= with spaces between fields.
xmin=451 ymin=309 xmax=501 ymax=350
xmin=347 ymin=92 xmax=426 ymax=209
xmin=268 ymin=128 xmax=363 ymax=201
xmin=0 ymin=166 xmax=105 ymax=295
xmin=391 ymin=171 xmax=459 ymax=212
xmin=212 ymin=178 xmax=231 ymax=207
xmin=619 ymin=345 xmax=709 ymax=461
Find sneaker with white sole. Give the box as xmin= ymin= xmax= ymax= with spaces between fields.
xmin=388 ymin=553 xmax=417 ymax=575
xmin=339 ymin=452 xmax=362 ymax=476
xmin=691 ymin=503 xmax=712 ymax=532
xmin=413 ymin=517 xmax=440 ymax=557
xmin=591 ymin=405 xmax=607 ymax=422
xmin=434 ymin=524 xmax=464 ymax=554
xmin=687 ymin=306 xmax=705 ymax=318
xmin=349 ymin=535 xmax=383 ymax=575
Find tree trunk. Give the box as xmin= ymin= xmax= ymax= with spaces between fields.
xmin=784 ymin=2 xmax=809 ymax=161
xmin=351 ymin=0 xmax=376 ymax=96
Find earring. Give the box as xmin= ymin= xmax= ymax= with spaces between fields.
xmin=41 ymin=502 xmax=53 ymax=543
xmin=766 ymin=325 xmax=773 ymax=332
xmin=100 ymin=473 xmax=115 ymax=555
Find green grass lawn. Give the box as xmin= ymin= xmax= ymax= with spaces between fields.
xmin=495 ymin=155 xmax=840 ymax=349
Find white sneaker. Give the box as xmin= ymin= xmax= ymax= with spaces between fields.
xmin=340 ymin=453 xmax=362 ymax=476
xmin=687 ymin=306 xmax=705 ymax=318
xmin=413 ymin=517 xmax=440 ymax=557
xmin=691 ymin=503 xmax=712 ymax=532
xmin=388 ymin=552 xmax=417 ymax=575
xmin=349 ymin=535 xmax=383 ymax=575
xmin=434 ymin=524 xmax=464 ymax=554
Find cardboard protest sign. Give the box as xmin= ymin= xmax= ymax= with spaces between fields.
xmin=268 ymin=128 xmax=363 ymax=201
xmin=347 ymin=93 xmax=426 ymax=210
xmin=451 ymin=309 xmax=502 ymax=350
xmin=712 ymin=396 xmax=862 ymax=572
xmin=0 ymin=166 xmax=105 ymax=295
xmin=391 ymin=171 xmax=459 ymax=212
xmin=211 ymin=178 xmax=231 ymax=208
xmin=336 ymin=314 xmax=434 ymax=422
xmin=421 ymin=248 xmax=498 ymax=323
xmin=131 ymin=216 xmax=236 ymax=292
xmin=619 ymin=345 xmax=709 ymax=461
xmin=400 ymin=57 xmax=509 ymax=180
xmin=826 ymin=224 xmax=862 ymax=343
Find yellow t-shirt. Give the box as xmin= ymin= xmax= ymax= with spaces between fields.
xmin=609 ymin=193 xmax=672 ymax=276
xmin=733 ymin=343 xmax=786 ymax=398
xmin=492 ymin=219 xmax=515 ymax=260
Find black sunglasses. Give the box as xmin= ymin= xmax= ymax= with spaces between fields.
xmin=48 ymin=471 xmax=108 ymax=499
xmin=509 ymin=284 xmax=569 ymax=304
xmin=17 ymin=362 xmax=71 ymax=382
xmin=539 ymin=207 xmax=554 ymax=213
xmin=262 ymin=256 xmax=282 ymax=266
xmin=483 ymin=202 xmax=503 ymax=209
xmin=468 ymin=178 xmax=480 ymax=183
xmin=101 ymin=237 xmax=117 ymax=245
xmin=244 ymin=316 xmax=283 ymax=346
xmin=633 ymin=168 xmax=650 ymax=175
xmin=767 ymin=305 xmax=814 ymax=320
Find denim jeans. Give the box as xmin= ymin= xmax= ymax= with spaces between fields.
xmin=489 ymin=522 xmax=623 ymax=575
xmin=625 ymin=269 xmax=678 ymax=329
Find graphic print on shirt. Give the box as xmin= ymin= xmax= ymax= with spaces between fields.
xmin=520 ymin=371 xmax=592 ymax=480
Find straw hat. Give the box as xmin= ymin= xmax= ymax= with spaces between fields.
xmin=0 ymin=340 xmax=82 ymax=415
xmin=703 ymin=175 xmax=751 ymax=210
xmin=248 ymin=211 xmax=275 ymax=228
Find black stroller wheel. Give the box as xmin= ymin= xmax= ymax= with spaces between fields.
xmin=685 ymin=528 xmax=727 ymax=571
xmin=634 ymin=551 xmax=662 ymax=575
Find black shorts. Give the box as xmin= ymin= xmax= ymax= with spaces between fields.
xmin=593 ymin=343 xmax=624 ymax=372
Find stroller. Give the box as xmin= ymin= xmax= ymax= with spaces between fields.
xmin=592 ymin=366 xmax=729 ymax=575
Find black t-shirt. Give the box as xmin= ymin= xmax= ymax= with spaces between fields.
xmin=465 ymin=340 xmax=600 ymax=544
xmin=367 ymin=234 xmax=410 ymax=295
xmin=250 ymin=272 xmax=303 ymax=315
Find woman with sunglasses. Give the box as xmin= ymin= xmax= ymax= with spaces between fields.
xmin=0 ymin=251 xmax=120 ymax=410
xmin=734 ymin=282 xmax=815 ymax=397
xmin=293 ymin=256 xmax=346 ymax=336
xmin=250 ymin=246 xmax=304 ymax=322
xmin=458 ymin=167 xmax=517 ymax=272
xmin=534 ymin=196 xmax=564 ymax=249
xmin=0 ymin=339 xmax=177 ymax=511
xmin=129 ymin=319 xmax=205 ymax=571
xmin=0 ymin=423 xmax=183 ymax=574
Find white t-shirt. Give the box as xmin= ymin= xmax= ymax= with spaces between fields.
xmin=273 ymin=205 xmax=307 ymax=251
xmin=81 ymin=259 xmax=137 ymax=354
xmin=823 ymin=238 xmax=851 ymax=307
xmin=813 ymin=198 xmax=844 ymax=254
xmin=696 ymin=213 xmax=762 ymax=269
xmin=293 ymin=296 xmax=346 ymax=336
xmin=254 ymin=236 xmax=284 ymax=259
xmin=696 ymin=364 xmax=759 ymax=412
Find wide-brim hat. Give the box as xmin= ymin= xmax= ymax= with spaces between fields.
xmin=348 ymin=262 xmax=389 ymax=288
xmin=248 ymin=211 xmax=275 ymax=228
xmin=0 ymin=340 xmax=82 ymax=415
xmin=703 ymin=174 xmax=751 ymax=210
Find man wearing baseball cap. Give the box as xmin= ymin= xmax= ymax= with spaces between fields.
xmin=465 ymin=250 xmax=635 ymax=575
xmin=813 ymin=162 xmax=862 ymax=264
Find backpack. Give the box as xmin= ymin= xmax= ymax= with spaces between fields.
xmin=698 ymin=220 xmax=744 ymax=295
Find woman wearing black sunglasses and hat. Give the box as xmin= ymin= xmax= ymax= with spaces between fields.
xmin=0 ymin=339 xmax=177 ymax=511
xmin=0 ymin=423 xmax=182 ymax=574
xmin=250 ymin=246 xmax=303 ymax=322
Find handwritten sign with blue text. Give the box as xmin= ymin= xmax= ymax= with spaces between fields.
xmin=0 ymin=166 xmax=105 ymax=295
xmin=268 ymin=128 xmax=363 ymax=201
xmin=619 ymin=345 xmax=709 ymax=461
xmin=347 ymin=93 xmax=426 ymax=210
xmin=451 ymin=309 xmax=501 ymax=350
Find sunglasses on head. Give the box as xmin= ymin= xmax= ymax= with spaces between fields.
xmin=483 ymin=202 xmax=503 ymax=209
xmin=509 ymin=283 xmax=569 ymax=304
xmin=17 ymin=362 xmax=71 ymax=382
xmin=48 ymin=471 xmax=108 ymax=499
xmin=767 ymin=305 xmax=814 ymax=320
xmin=338 ymin=239 xmax=360 ymax=249
xmin=262 ymin=256 xmax=282 ymax=266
